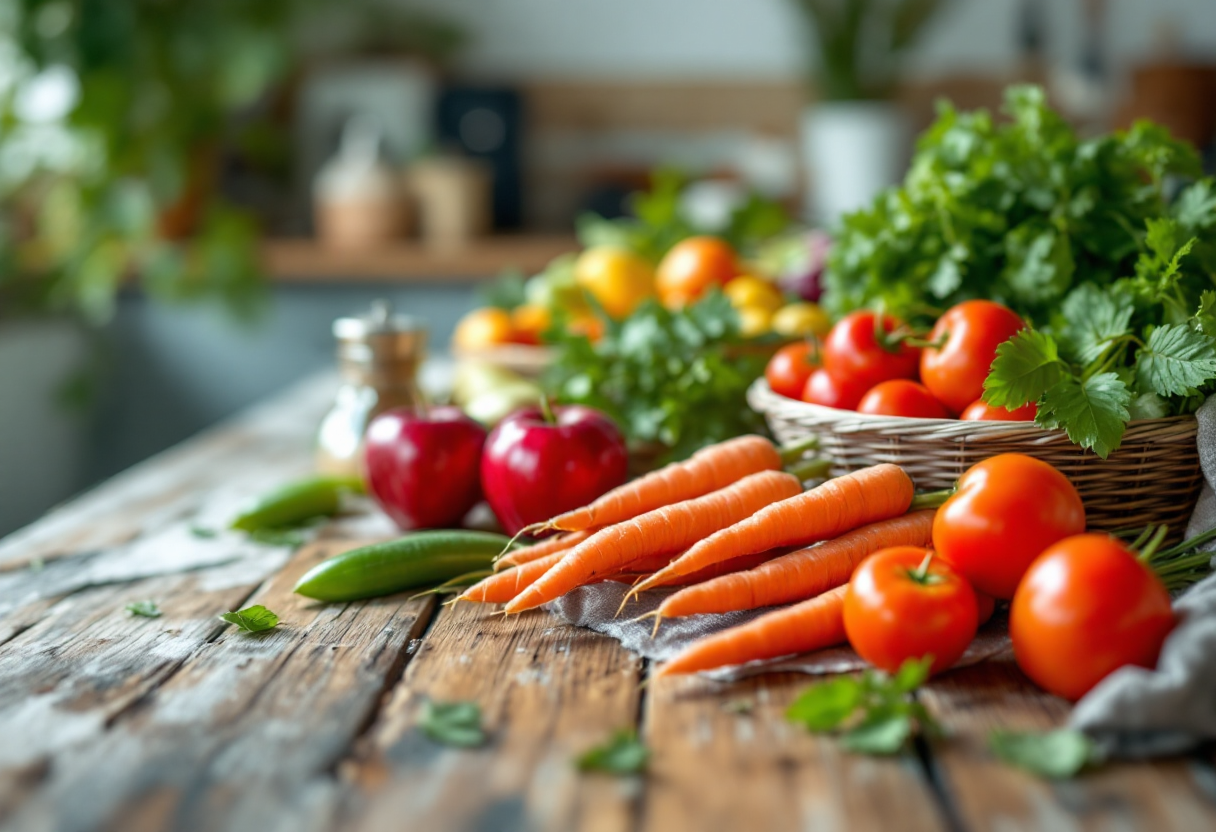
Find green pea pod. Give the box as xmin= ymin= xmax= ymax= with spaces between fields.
xmin=231 ymin=475 xmax=365 ymax=532
xmin=293 ymin=531 xmax=510 ymax=602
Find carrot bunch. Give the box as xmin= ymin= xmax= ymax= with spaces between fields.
xmin=457 ymin=432 xmax=948 ymax=677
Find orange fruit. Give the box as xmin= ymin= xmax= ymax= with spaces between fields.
xmin=656 ymin=236 xmax=739 ymax=308
xmin=453 ymin=307 xmax=515 ymax=350
xmin=568 ymin=314 xmax=606 ymax=342
xmin=509 ymin=304 xmax=551 ymax=345
xmin=573 ymin=246 xmax=656 ymax=319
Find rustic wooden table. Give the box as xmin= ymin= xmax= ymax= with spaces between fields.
xmin=3 ymin=376 xmax=1215 ymax=832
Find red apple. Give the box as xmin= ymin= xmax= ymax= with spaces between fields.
xmin=364 ymin=406 xmax=487 ymax=530
xmin=481 ymin=404 xmax=628 ymax=535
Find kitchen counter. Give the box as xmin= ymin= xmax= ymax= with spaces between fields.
xmin=2 ymin=374 xmax=1214 ymax=832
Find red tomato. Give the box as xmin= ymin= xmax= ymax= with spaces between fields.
xmin=976 ymin=591 xmax=997 ymax=626
xmin=802 ymin=368 xmax=869 ymax=410
xmin=822 ymin=311 xmax=920 ymax=391
xmin=844 ymin=546 xmax=979 ymax=676
xmin=959 ymin=399 xmax=1037 ymax=421
xmin=765 ymin=342 xmax=820 ymax=400
xmin=920 ymin=301 xmax=1026 ymax=414
xmin=1011 ymin=534 xmax=1175 ymax=700
xmin=857 ymin=380 xmax=951 ymax=419
xmin=933 ymin=454 xmax=1086 ymax=600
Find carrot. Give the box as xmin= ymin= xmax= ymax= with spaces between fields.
xmin=611 ymin=549 xmax=784 ymax=587
xmin=531 ymin=435 xmax=785 ymax=534
xmin=654 ymin=510 xmax=936 ymax=620
xmin=493 ymin=530 xmax=593 ymax=571
xmin=628 ymin=463 xmax=915 ymax=598
xmin=503 ymin=470 xmax=803 ymax=613
xmin=462 ymin=549 xmax=682 ymax=605
xmin=655 ymin=585 xmax=849 ymax=677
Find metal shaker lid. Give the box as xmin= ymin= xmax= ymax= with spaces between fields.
xmin=333 ymin=300 xmax=426 ymax=363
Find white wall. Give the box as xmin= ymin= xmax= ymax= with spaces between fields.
xmin=408 ymin=0 xmax=1216 ymax=82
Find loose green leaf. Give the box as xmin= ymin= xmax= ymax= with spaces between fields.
xmin=217 ymin=604 xmax=279 ymax=633
xmin=189 ymin=525 xmax=218 ymax=539
xmin=982 ymin=329 xmax=1065 ymax=409
xmin=842 ymin=715 xmax=913 ymax=755
xmin=576 ymin=729 xmax=649 ymax=775
xmin=125 ymin=600 xmax=162 ymax=618
xmin=1135 ymin=324 xmax=1216 ymax=397
xmin=891 ymin=655 xmax=933 ymax=693
xmin=1037 ymin=373 xmax=1130 ymax=458
xmin=420 ymin=701 xmax=486 ymax=748
xmin=786 ymin=676 xmax=863 ymax=731
xmin=990 ymin=729 xmax=1099 ymax=779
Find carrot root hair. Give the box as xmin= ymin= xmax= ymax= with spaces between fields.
xmin=496 ymin=523 xmax=549 ymax=560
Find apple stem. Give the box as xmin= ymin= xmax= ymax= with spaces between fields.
xmin=540 ymin=393 xmax=557 ymax=425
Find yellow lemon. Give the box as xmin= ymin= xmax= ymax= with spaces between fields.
xmin=574 ymin=245 xmax=656 ymax=319
xmin=724 ymin=275 xmax=784 ymax=314
xmin=771 ymin=302 xmax=832 ymax=338
xmin=736 ymin=304 xmax=773 ymax=338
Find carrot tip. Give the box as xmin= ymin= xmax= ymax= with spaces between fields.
xmin=650 ymin=613 xmax=664 ymax=639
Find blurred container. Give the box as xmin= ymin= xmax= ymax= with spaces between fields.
xmin=436 ymin=87 xmax=524 ymax=230
xmin=409 ymin=156 xmax=492 ymax=247
xmin=317 ymin=300 xmax=426 ymax=477
xmin=1115 ymin=62 xmax=1216 ymax=151
xmin=314 ymin=116 xmax=410 ymax=249
xmin=801 ymin=102 xmax=907 ymax=225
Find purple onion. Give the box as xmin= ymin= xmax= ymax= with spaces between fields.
xmin=780 ymin=230 xmax=832 ymax=303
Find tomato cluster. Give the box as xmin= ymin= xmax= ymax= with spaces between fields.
xmin=842 ymin=453 xmax=1178 ymax=702
xmin=765 ymin=300 xmax=1031 ymax=421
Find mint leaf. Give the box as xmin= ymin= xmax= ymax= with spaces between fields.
xmin=576 ymin=729 xmax=648 ymax=775
xmin=990 ymin=729 xmax=1099 ymax=779
xmin=842 ymin=715 xmax=913 ymax=755
xmin=1136 ymin=324 xmax=1216 ymax=397
xmin=421 ymin=700 xmax=486 ymax=748
xmin=786 ymin=676 xmax=863 ymax=732
xmin=983 ymin=329 xmax=1066 ymax=409
xmin=217 ymin=604 xmax=279 ymax=633
xmin=1058 ymin=284 xmax=1133 ymax=364
xmin=1037 ymin=373 xmax=1130 ymax=458
xmin=125 ymin=600 xmax=162 ymax=618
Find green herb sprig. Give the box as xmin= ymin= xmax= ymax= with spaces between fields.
xmin=786 ymin=657 xmax=940 ymax=755
xmin=420 ymin=701 xmax=486 ymax=748
xmin=125 ymin=600 xmax=162 ymax=619
xmin=575 ymin=729 xmax=649 ymax=775
xmin=217 ymin=605 xmax=279 ymax=633
xmin=990 ymin=729 xmax=1102 ymax=779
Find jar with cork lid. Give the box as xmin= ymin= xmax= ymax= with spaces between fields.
xmin=317 ymin=300 xmax=426 ymax=477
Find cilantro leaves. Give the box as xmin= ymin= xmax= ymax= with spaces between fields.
xmin=785 ymin=657 xmax=940 ymax=755
xmin=983 ymin=330 xmax=1066 ymax=409
xmin=125 ymin=600 xmax=162 ymax=618
xmin=217 ymin=605 xmax=279 ymax=633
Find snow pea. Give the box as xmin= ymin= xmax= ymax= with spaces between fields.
xmin=230 ymin=475 xmax=365 ymax=532
xmin=293 ymin=530 xmax=510 ymax=602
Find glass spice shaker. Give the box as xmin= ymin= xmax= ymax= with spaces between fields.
xmin=316 ymin=300 xmax=426 ymax=477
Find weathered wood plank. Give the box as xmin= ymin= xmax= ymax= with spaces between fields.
xmin=921 ymin=655 xmax=1216 ymax=832
xmin=341 ymin=601 xmax=645 ymax=832
xmin=638 ymin=672 xmax=946 ymax=832
xmin=0 ymin=540 xmax=432 ymax=832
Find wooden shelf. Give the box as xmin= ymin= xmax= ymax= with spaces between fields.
xmin=261 ymin=235 xmax=578 ymax=282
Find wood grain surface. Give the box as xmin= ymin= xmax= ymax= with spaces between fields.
xmin=1 ymin=373 xmax=1213 ymax=832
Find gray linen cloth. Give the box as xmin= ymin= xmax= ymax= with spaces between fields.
xmin=1068 ymin=396 xmax=1216 ymax=757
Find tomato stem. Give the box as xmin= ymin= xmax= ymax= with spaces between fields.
xmin=909 ymin=488 xmax=955 ymax=512
xmin=912 ymin=550 xmax=934 ymax=582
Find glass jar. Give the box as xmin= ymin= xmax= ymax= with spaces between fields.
xmin=316 ymin=300 xmax=426 ymax=477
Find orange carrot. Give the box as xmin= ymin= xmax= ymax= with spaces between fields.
xmin=535 ymin=435 xmax=784 ymax=533
xmin=655 ymin=585 xmax=849 ymax=677
xmin=493 ymin=530 xmax=594 ymax=571
xmin=655 ymin=510 xmax=936 ymax=620
xmin=459 ymin=551 xmax=566 ymax=603
xmin=629 ymin=463 xmax=914 ymax=597
xmin=613 ymin=549 xmax=788 ymax=587
xmin=503 ymin=470 xmax=803 ymax=613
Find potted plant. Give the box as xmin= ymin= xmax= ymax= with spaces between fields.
xmin=789 ymin=0 xmax=950 ymax=224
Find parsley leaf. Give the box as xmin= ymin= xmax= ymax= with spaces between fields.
xmin=1057 ymin=284 xmax=1134 ymax=364
xmin=1135 ymin=324 xmax=1216 ymax=397
xmin=1196 ymin=291 xmax=1216 ymax=338
xmin=990 ymin=729 xmax=1100 ymax=779
xmin=982 ymin=329 xmax=1065 ymax=409
xmin=786 ymin=657 xmax=939 ymax=755
xmin=420 ymin=701 xmax=486 ymax=748
xmin=1036 ymin=373 xmax=1130 ymax=458
xmin=576 ymin=729 xmax=649 ymax=775
xmin=217 ymin=604 xmax=279 ymax=633
xmin=125 ymin=600 xmax=162 ymax=618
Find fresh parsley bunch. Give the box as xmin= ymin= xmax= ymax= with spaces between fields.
xmin=983 ymin=209 xmax=1216 ymax=457
xmin=824 ymin=85 xmax=1203 ymax=325
xmin=545 ymin=292 xmax=770 ymax=462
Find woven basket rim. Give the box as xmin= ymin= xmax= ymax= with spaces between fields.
xmin=747 ymin=378 xmax=1198 ymax=441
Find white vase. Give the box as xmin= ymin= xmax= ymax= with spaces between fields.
xmin=0 ymin=318 xmax=88 ymax=536
xmin=800 ymin=102 xmax=909 ymax=227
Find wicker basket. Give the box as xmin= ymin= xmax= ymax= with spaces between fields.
xmin=748 ymin=379 xmax=1204 ymax=541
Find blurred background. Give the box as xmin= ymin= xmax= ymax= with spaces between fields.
xmin=2 ymin=0 xmax=1215 ymax=535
